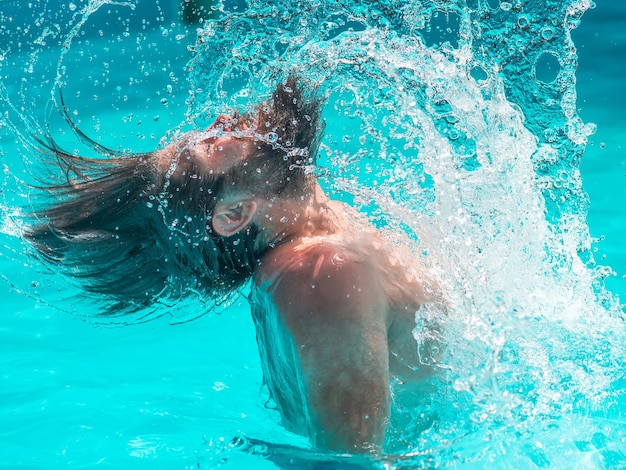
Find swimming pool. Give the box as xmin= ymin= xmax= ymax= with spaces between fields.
xmin=1 ymin=0 xmax=625 ymax=467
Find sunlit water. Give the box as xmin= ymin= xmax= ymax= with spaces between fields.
xmin=1 ymin=0 xmax=626 ymax=468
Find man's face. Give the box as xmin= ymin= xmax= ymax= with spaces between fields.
xmin=158 ymin=114 xmax=253 ymax=177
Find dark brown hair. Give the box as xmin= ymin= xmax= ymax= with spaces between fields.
xmin=26 ymin=77 xmax=324 ymax=316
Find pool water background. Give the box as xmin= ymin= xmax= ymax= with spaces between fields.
xmin=575 ymin=2 xmax=626 ymax=300
xmin=0 ymin=0 xmax=625 ymax=468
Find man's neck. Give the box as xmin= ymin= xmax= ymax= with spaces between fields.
xmin=254 ymin=183 xmax=342 ymax=248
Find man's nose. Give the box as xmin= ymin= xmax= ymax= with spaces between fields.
xmin=207 ymin=114 xmax=233 ymax=132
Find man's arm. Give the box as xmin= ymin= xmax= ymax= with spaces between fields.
xmin=272 ymin=248 xmax=390 ymax=452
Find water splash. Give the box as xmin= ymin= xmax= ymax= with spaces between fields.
xmin=187 ymin=0 xmax=626 ymax=464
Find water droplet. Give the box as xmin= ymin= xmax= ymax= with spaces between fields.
xmin=541 ymin=27 xmax=554 ymax=41
xmin=331 ymin=253 xmax=347 ymax=267
xmin=517 ymin=16 xmax=529 ymax=28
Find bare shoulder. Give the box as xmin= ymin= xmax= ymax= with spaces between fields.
xmin=259 ymin=238 xmax=366 ymax=280
xmin=256 ymin=238 xmax=386 ymax=317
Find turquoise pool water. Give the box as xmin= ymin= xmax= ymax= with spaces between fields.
xmin=1 ymin=0 xmax=626 ymax=468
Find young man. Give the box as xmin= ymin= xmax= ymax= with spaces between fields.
xmin=27 ymin=78 xmax=435 ymax=452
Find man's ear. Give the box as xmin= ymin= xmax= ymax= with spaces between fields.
xmin=211 ymin=199 xmax=258 ymax=237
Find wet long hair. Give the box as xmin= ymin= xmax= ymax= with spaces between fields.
xmin=26 ymin=77 xmax=324 ymax=315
